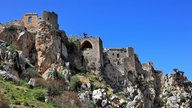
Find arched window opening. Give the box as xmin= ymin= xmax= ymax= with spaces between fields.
xmin=47 ymin=17 xmax=50 ymax=20
xmin=28 ymin=17 xmax=32 ymax=23
xmin=117 ymin=53 xmax=120 ymax=58
xmin=82 ymin=40 xmax=93 ymax=50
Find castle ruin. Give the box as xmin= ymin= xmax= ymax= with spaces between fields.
xmin=4 ymin=10 xmax=153 ymax=88
xmin=21 ymin=10 xmax=59 ymax=30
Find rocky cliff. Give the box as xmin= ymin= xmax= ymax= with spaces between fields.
xmin=0 ymin=12 xmax=191 ymax=108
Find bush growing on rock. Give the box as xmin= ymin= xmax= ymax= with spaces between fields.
xmin=33 ymin=90 xmax=46 ymax=102
xmin=5 ymin=25 xmax=17 ymax=31
xmin=47 ymin=79 xmax=66 ymax=96
xmin=70 ymin=75 xmax=81 ymax=91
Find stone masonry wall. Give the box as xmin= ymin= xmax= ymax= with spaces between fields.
xmin=80 ymin=37 xmax=103 ymax=74
xmin=22 ymin=13 xmax=38 ymax=30
xmin=42 ymin=11 xmax=58 ymax=29
xmin=103 ymin=47 xmax=135 ymax=88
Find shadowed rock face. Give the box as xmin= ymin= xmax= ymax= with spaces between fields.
xmin=0 ymin=25 xmax=34 ymax=59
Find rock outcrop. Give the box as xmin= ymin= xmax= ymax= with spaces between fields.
xmin=35 ymin=20 xmax=68 ymax=75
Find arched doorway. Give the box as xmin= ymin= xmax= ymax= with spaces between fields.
xmin=81 ymin=40 xmax=93 ymax=50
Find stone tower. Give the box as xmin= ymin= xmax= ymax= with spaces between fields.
xmin=42 ymin=11 xmax=59 ymax=29
xmin=80 ymin=37 xmax=103 ymax=73
xmin=22 ymin=13 xmax=38 ymax=30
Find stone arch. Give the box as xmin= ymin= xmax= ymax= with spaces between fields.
xmin=81 ymin=40 xmax=93 ymax=50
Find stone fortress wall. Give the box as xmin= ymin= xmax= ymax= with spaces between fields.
xmin=103 ymin=47 xmax=136 ymax=86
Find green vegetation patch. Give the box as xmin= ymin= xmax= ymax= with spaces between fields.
xmin=0 ymin=77 xmax=56 ymax=108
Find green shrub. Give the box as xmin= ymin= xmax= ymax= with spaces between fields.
xmin=180 ymin=95 xmax=186 ymax=103
xmin=7 ymin=44 xmax=18 ymax=51
xmin=33 ymin=90 xmax=46 ymax=102
xmin=15 ymin=80 xmax=26 ymax=86
xmin=6 ymin=25 xmax=17 ymax=31
xmin=91 ymin=83 xmax=99 ymax=90
xmin=70 ymin=76 xmax=81 ymax=91
xmin=83 ymin=100 xmax=95 ymax=108
xmin=14 ymin=80 xmax=31 ymax=88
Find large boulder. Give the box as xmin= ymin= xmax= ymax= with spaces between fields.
xmin=0 ymin=65 xmax=19 ymax=82
xmin=92 ymin=89 xmax=103 ymax=106
xmin=28 ymin=78 xmax=47 ymax=87
xmin=78 ymin=91 xmax=90 ymax=102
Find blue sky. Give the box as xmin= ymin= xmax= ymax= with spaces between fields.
xmin=1 ymin=0 xmax=192 ymax=80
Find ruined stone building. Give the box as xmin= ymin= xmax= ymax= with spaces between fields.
xmin=80 ymin=37 xmax=103 ymax=74
xmin=22 ymin=10 xmax=59 ymax=30
xmin=78 ymin=35 xmax=142 ymax=87
xmin=2 ymin=10 xmax=59 ymax=31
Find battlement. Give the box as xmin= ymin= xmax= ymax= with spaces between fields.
xmin=24 ymin=13 xmax=38 ymax=15
xmin=104 ymin=48 xmax=127 ymax=52
xmin=127 ymin=47 xmax=134 ymax=57
xmin=104 ymin=47 xmax=134 ymax=58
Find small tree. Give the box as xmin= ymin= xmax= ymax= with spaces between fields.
xmin=173 ymin=68 xmax=184 ymax=76
xmin=173 ymin=68 xmax=178 ymax=72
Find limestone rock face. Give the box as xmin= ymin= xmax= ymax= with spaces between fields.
xmin=35 ymin=21 xmax=68 ymax=74
xmin=0 ymin=28 xmax=14 ymax=45
xmin=0 ymin=25 xmax=35 ymax=59
xmin=17 ymin=31 xmax=34 ymax=58
xmin=92 ymin=89 xmax=103 ymax=104
xmin=160 ymin=72 xmax=192 ymax=107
